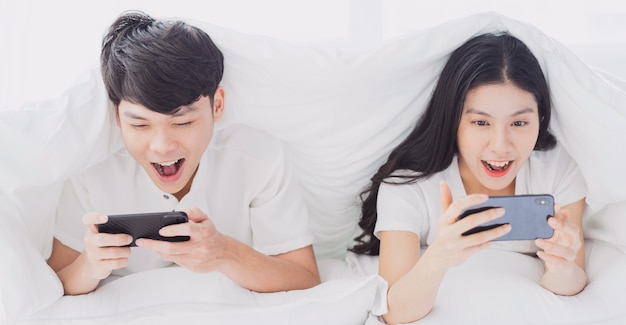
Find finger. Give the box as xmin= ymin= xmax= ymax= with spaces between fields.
xmin=83 ymin=213 xmax=108 ymax=232
xmin=84 ymin=245 xmax=131 ymax=266
xmin=462 ymin=241 xmax=493 ymax=256
xmin=440 ymin=181 xmax=453 ymax=216
xmin=552 ymin=203 xmax=562 ymax=219
xmin=547 ymin=214 xmax=579 ymax=241
xmin=441 ymin=196 xmax=489 ymax=226
xmin=136 ymin=238 xmax=186 ymax=255
xmin=535 ymin=239 xmax=577 ymax=262
xmin=97 ymin=247 xmax=132 ymax=260
xmin=184 ymin=208 xmax=209 ymax=223
xmin=455 ymin=206 xmax=505 ymax=234
xmin=536 ymin=250 xmax=567 ymax=266
xmin=547 ymin=216 xmax=562 ymax=231
xmin=92 ymin=233 xmax=133 ymax=248
xmin=159 ymin=222 xmax=191 ymax=237
xmin=462 ymin=222 xmax=511 ymax=246
xmin=95 ymin=256 xmax=130 ymax=272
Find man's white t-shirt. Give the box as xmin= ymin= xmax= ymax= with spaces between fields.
xmin=374 ymin=143 xmax=587 ymax=253
xmin=55 ymin=124 xmax=314 ymax=275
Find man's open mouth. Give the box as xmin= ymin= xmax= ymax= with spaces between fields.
xmin=152 ymin=158 xmax=185 ymax=177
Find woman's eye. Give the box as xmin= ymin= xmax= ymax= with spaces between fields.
xmin=512 ymin=121 xmax=527 ymax=127
xmin=473 ymin=120 xmax=488 ymax=126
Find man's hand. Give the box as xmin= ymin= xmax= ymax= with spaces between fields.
xmin=136 ymin=208 xmax=226 ymax=272
xmin=136 ymin=207 xmax=320 ymax=292
xmin=81 ymin=212 xmax=133 ymax=279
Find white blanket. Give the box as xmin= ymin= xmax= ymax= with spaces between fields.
xmin=1 ymin=12 xmax=625 ymax=325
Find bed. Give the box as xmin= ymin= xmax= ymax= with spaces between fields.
xmin=1 ymin=12 xmax=625 ymax=325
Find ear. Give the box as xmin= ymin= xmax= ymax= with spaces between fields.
xmin=212 ymin=87 xmax=225 ymax=122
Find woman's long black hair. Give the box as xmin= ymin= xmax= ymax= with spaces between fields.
xmin=350 ymin=32 xmax=556 ymax=256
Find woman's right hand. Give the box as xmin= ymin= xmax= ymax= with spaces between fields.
xmin=426 ymin=181 xmax=511 ymax=269
xmin=81 ymin=212 xmax=132 ymax=280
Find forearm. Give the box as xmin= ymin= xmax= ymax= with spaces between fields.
xmin=215 ymin=236 xmax=320 ymax=292
xmin=384 ymin=249 xmax=447 ymax=324
xmin=56 ymin=253 xmax=101 ymax=295
xmin=541 ymin=262 xmax=586 ymax=296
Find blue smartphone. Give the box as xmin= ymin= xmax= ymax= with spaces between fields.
xmin=458 ymin=194 xmax=554 ymax=241
xmin=97 ymin=211 xmax=190 ymax=247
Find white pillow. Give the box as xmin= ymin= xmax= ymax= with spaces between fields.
xmin=357 ymin=242 xmax=626 ymax=324
xmin=24 ymin=261 xmax=386 ymax=325
xmin=0 ymin=192 xmax=62 ymax=322
xmin=585 ymin=201 xmax=626 ymax=253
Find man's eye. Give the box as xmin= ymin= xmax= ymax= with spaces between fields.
xmin=175 ymin=121 xmax=193 ymax=127
xmin=131 ymin=124 xmax=147 ymax=129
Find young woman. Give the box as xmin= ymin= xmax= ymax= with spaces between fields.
xmin=351 ymin=33 xmax=587 ymax=324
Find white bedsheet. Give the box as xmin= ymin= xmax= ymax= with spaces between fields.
xmin=21 ymin=259 xmax=386 ymax=325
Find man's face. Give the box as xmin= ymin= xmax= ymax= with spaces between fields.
xmin=116 ymin=90 xmax=224 ymax=199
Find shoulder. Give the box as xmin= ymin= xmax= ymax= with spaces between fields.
xmin=209 ymin=124 xmax=283 ymax=162
xmin=206 ymin=124 xmax=288 ymax=182
xmin=525 ymin=142 xmax=586 ymax=204
xmin=528 ymin=142 xmax=578 ymax=174
xmin=380 ymin=169 xmax=444 ymax=198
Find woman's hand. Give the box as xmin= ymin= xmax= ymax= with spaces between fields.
xmin=426 ymin=181 xmax=511 ymax=269
xmin=535 ymin=205 xmax=582 ymax=270
xmin=534 ymin=199 xmax=587 ymax=296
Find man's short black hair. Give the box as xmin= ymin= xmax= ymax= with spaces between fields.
xmin=101 ymin=11 xmax=224 ymax=114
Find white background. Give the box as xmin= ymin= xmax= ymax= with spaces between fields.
xmin=1 ymin=0 xmax=625 ymax=109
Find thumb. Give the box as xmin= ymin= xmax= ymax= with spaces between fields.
xmin=184 ymin=208 xmax=210 ymax=223
xmin=440 ymin=180 xmax=453 ymax=215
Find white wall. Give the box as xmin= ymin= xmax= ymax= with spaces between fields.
xmin=1 ymin=0 xmax=625 ymax=109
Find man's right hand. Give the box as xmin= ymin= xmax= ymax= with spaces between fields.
xmin=81 ymin=212 xmax=132 ymax=280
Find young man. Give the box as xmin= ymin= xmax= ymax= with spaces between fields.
xmin=46 ymin=11 xmax=320 ymax=295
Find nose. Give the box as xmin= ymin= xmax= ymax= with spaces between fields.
xmin=149 ymin=129 xmax=177 ymax=155
xmin=488 ymin=126 xmax=513 ymax=153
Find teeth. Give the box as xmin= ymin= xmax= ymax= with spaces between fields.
xmin=486 ymin=161 xmax=510 ymax=167
xmin=158 ymin=159 xmax=179 ymax=167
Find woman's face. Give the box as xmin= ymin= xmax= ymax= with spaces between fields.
xmin=456 ymin=82 xmax=540 ymax=195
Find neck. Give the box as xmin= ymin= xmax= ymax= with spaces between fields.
xmin=172 ymin=167 xmax=198 ymax=201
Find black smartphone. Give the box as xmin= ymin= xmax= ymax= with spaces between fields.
xmin=458 ymin=194 xmax=554 ymax=241
xmin=97 ymin=211 xmax=190 ymax=247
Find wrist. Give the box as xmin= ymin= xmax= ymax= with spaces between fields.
xmin=212 ymin=235 xmax=240 ymax=275
xmin=419 ymin=247 xmax=450 ymax=274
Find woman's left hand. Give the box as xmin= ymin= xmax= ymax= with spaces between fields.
xmin=535 ymin=205 xmax=583 ymax=270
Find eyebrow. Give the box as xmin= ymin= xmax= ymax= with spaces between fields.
xmin=464 ymin=107 xmax=536 ymax=117
xmin=122 ymin=105 xmax=199 ymax=119
xmin=171 ymin=105 xmax=199 ymax=117
xmin=123 ymin=111 xmax=147 ymax=120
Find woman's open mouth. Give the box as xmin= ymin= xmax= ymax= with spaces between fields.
xmin=482 ymin=160 xmax=512 ymax=177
